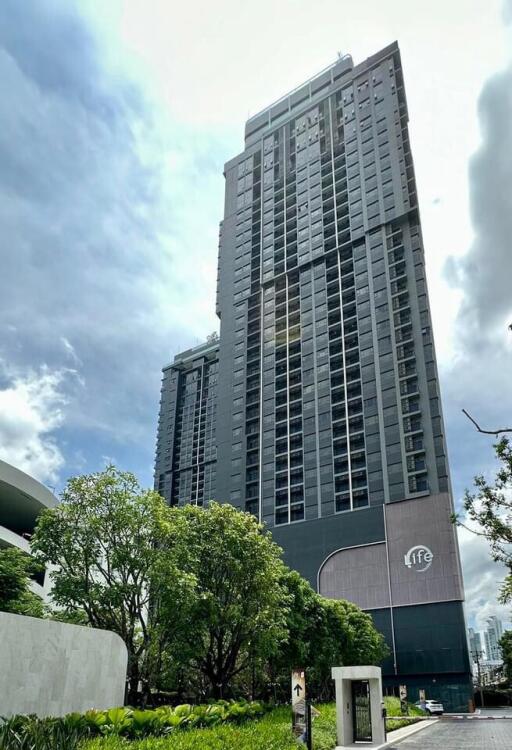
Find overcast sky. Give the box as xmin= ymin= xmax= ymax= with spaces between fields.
xmin=0 ymin=0 xmax=511 ymax=633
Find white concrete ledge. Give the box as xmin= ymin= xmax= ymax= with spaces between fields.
xmin=384 ymin=718 xmax=438 ymax=747
xmin=335 ymin=719 xmax=437 ymax=750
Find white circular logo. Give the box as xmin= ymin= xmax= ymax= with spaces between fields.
xmin=404 ymin=545 xmax=433 ymax=572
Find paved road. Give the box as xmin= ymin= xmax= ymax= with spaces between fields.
xmin=389 ymin=719 xmax=512 ymax=749
xmin=479 ymin=707 xmax=512 ymax=718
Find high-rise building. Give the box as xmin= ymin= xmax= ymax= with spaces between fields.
xmin=155 ymin=338 xmax=219 ymax=507
xmin=484 ymin=616 xmax=503 ymax=661
xmin=468 ymin=627 xmax=483 ymax=660
xmin=155 ymin=41 xmax=472 ymax=711
xmin=214 ymin=40 xmax=471 ymax=710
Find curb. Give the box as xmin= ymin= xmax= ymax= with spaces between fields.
xmin=335 ymin=719 xmax=438 ymax=750
xmin=442 ymin=714 xmax=512 ymax=721
xmin=384 ymin=718 xmax=439 ymax=747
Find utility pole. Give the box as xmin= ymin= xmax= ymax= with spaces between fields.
xmin=471 ymin=649 xmax=485 ymax=708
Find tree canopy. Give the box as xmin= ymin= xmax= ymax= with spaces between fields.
xmin=270 ymin=569 xmax=388 ymax=699
xmin=459 ymin=437 xmax=512 ymax=603
xmin=159 ymin=502 xmax=290 ymax=698
xmin=31 ymin=465 xmax=184 ymax=703
xmin=499 ymin=630 xmax=512 ymax=684
xmin=32 ymin=465 xmax=389 ymax=704
xmin=0 ymin=546 xmax=45 ymax=618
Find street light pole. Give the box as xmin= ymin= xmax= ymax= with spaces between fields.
xmin=305 ymin=698 xmax=312 ymax=750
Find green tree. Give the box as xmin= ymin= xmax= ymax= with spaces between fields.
xmin=270 ymin=569 xmax=388 ymax=699
xmin=159 ymin=502 xmax=290 ymax=699
xmin=30 ymin=468 xmax=390 ymax=704
xmin=274 ymin=570 xmax=327 ymax=671
xmin=499 ymin=630 xmax=512 ymax=684
xmin=31 ymin=465 xmax=192 ymax=704
xmin=0 ymin=546 xmax=45 ymax=617
xmin=325 ymin=597 xmax=389 ymax=666
xmin=458 ymin=437 xmax=512 ymax=603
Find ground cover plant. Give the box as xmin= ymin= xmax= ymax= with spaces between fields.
xmin=0 ymin=700 xmax=266 ymax=750
xmin=80 ymin=708 xmax=299 ymax=750
xmin=78 ymin=700 xmax=424 ymax=750
xmin=0 ymin=698 xmax=422 ymax=750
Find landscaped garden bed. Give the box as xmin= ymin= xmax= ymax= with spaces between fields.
xmin=0 ymin=698 xmax=425 ymax=750
xmin=0 ymin=700 xmax=266 ymax=750
xmin=79 ymin=701 xmax=424 ymax=750
xmin=382 ymin=696 xmax=425 ymax=731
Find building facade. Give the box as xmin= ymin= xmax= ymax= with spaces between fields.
xmin=155 ymin=339 xmax=219 ymax=507
xmin=0 ymin=458 xmax=57 ymax=600
xmin=468 ymin=627 xmax=483 ymax=660
xmin=484 ymin=616 xmax=503 ymax=661
xmin=214 ymin=42 xmax=471 ymax=710
xmin=155 ymin=42 xmax=472 ymax=711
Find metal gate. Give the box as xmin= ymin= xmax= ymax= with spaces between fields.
xmin=352 ymin=680 xmax=372 ymax=743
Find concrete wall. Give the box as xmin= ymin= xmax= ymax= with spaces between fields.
xmin=0 ymin=612 xmax=127 ymax=718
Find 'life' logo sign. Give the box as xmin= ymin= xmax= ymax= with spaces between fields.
xmin=404 ymin=545 xmax=433 ymax=572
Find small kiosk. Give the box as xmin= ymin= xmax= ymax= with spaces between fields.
xmin=331 ymin=666 xmax=386 ymax=749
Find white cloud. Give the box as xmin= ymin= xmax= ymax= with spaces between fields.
xmin=0 ymin=5 xmax=225 ymax=470
xmin=0 ymin=362 xmax=71 ymax=484
xmin=60 ymin=336 xmax=83 ymax=367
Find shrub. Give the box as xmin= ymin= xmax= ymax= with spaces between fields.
xmin=0 ymin=713 xmax=90 ymax=750
xmin=80 ymin=706 xmax=297 ymax=750
xmin=382 ymin=696 xmax=425 ymax=731
xmin=0 ymin=701 xmax=267 ymax=750
xmin=79 ymin=700 xmax=424 ymax=750
xmin=0 ymin=699 xmax=425 ymax=750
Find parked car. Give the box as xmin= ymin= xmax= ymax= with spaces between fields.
xmin=415 ymin=699 xmax=444 ymax=715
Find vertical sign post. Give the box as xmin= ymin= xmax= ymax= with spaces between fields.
xmin=418 ymin=688 xmax=426 ymax=711
xmin=291 ymin=668 xmax=306 ymax=739
xmin=399 ymin=684 xmax=408 ymax=715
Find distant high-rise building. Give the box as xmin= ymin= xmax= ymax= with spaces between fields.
xmin=468 ymin=627 xmax=483 ymax=660
xmin=484 ymin=616 xmax=504 ymax=661
xmin=155 ymin=41 xmax=472 ymax=711
xmin=154 ymin=339 xmax=219 ymax=507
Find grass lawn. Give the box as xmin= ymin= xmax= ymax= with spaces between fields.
xmin=80 ymin=698 xmax=423 ymax=750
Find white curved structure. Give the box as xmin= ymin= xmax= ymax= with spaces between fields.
xmin=0 ymin=459 xmax=57 ymax=599
xmin=0 ymin=611 xmax=128 ymax=717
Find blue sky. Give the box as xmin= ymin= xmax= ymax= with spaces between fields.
xmin=0 ymin=0 xmax=511 ymax=632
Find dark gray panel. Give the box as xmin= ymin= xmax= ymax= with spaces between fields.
xmin=319 ymin=542 xmax=390 ymax=609
xmin=385 ymin=494 xmax=464 ymax=607
xmin=270 ymin=506 xmax=385 ymax=587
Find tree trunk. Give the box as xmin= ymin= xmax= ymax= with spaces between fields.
xmin=211 ymin=680 xmax=223 ymax=699
xmin=125 ymin=657 xmax=140 ymax=706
